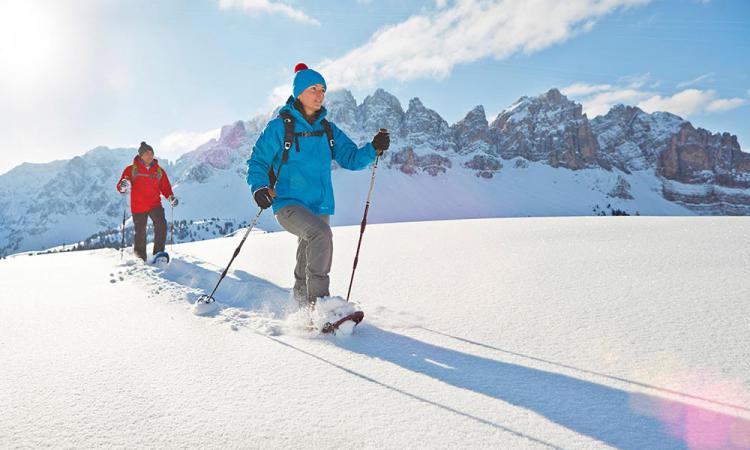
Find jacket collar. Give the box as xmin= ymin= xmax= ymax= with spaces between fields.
xmin=279 ymin=96 xmax=327 ymax=130
xmin=133 ymin=155 xmax=158 ymax=170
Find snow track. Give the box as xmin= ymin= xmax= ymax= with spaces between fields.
xmin=3 ymin=217 xmax=750 ymax=449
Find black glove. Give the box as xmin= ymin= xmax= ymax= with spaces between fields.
xmin=168 ymin=195 xmax=178 ymax=207
xmin=371 ymin=129 xmax=390 ymax=156
xmin=253 ymin=187 xmax=274 ymax=209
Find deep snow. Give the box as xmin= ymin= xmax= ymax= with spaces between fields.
xmin=2 ymin=216 xmax=749 ymax=449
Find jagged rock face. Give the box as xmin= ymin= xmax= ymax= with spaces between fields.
xmin=491 ymin=89 xmax=599 ymax=170
xmin=661 ymin=180 xmax=750 ymax=215
xmin=35 ymin=150 xmax=137 ymax=222
xmin=402 ymin=98 xmax=456 ymax=153
xmin=452 ymin=105 xmax=492 ymax=156
xmin=358 ymin=89 xmax=405 ymax=135
xmin=658 ymin=123 xmax=750 ymax=188
xmin=388 ymin=148 xmax=452 ymax=176
xmin=463 ymin=155 xmax=502 ymax=178
xmin=656 ymin=123 xmax=750 ymax=214
xmin=175 ymin=121 xmax=254 ymax=183
xmin=0 ymin=147 xmax=137 ymax=256
xmin=608 ymin=176 xmax=633 ymax=200
xmin=592 ymin=105 xmax=684 ymax=172
xmin=325 ymin=90 xmax=359 ymax=134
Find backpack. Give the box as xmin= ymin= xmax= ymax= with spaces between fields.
xmin=268 ymin=111 xmax=335 ymax=188
xmin=131 ymin=163 xmax=162 ymax=181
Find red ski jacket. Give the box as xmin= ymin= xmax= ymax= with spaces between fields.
xmin=116 ymin=156 xmax=174 ymax=214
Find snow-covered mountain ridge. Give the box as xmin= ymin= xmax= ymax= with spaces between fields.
xmin=1 ymin=88 xmax=748 ymax=256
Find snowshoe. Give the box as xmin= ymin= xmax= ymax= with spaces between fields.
xmin=152 ymin=251 xmax=170 ymax=265
xmin=192 ymin=294 xmax=219 ymax=316
xmin=321 ymin=311 xmax=364 ymax=334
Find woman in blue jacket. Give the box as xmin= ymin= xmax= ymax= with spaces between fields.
xmin=247 ymin=63 xmax=390 ymax=308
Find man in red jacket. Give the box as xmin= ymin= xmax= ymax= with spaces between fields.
xmin=116 ymin=141 xmax=178 ymax=261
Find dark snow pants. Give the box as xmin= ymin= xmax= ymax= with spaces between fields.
xmin=132 ymin=206 xmax=167 ymax=261
xmin=275 ymin=204 xmax=332 ymax=306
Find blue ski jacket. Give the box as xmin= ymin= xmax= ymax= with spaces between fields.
xmin=246 ymin=98 xmax=376 ymax=215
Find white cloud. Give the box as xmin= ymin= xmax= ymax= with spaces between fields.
xmin=580 ymin=88 xmax=652 ymax=117
xmin=676 ymin=72 xmax=714 ymax=89
xmin=268 ymin=0 xmax=652 ymax=103
xmin=619 ymin=73 xmax=652 ymax=89
xmin=638 ymin=89 xmax=717 ymax=116
xmin=706 ymin=97 xmax=746 ymax=113
xmin=157 ymin=128 xmax=220 ymax=162
xmin=561 ymin=83 xmax=613 ymax=96
xmin=564 ymin=80 xmax=745 ymax=118
xmin=218 ymin=0 xmax=320 ymax=26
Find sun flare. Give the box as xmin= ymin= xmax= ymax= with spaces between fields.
xmin=0 ymin=0 xmax=69 ymax=92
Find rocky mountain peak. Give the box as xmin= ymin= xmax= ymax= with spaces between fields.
xmin=401 ymin=97 xmax=455 ymax=152
xmin=358 ymin=88 xmax=405 ymax=134
xmin=464 ymin=105 xmax=487 ymax=123
xmin=176 ymin=121 xmax=253 ymax=180
xmin=592 ymin=104 xmax=685 ymax=172
xmin=542 ymin=88 xmax=566 ymax=105
xmin=407 ymin=97 xmax=425 ymax=111
xmin=659 ymin=122 xmax=749 ymax=187
xmin=451 ymin=105 xmax=491 ymax=155
xmin=490 ymin=88 xmax=598 ymax=169
xmin=219 ymin=121 xmax=247 ymax=148
xmin=324 ymin=89 xmax=359 ymax=133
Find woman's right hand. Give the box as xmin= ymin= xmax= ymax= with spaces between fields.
xmin=118 ymin=178 xmax=131 ymax=193
xmin=253 ymin=187 xmax=274 ymax=209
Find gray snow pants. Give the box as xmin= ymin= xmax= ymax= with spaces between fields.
xmin=132 ymin=205 xmax=167 ymax=261
xmin=275 ymin=204 xmax=332 ymax=305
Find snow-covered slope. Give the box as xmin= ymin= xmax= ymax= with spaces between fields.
xmin=2 ymin=217 xmax=749 ymax=449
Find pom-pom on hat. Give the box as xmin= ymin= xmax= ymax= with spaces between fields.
xmin=293 ymin=62 xmax=326 ymax=99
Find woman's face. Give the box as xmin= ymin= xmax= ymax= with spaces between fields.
xmin=141 ymin=149 xmax=155 ymax=165
xmin=298 ymin=83 xmax=325 ymax=114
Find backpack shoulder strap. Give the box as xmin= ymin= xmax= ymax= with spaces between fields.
xmin=320 ymin=119 xmax=335 ymax=158
xmin=279 ymin=111 xmax=295 ymax=163
xmin=269 ymin=112 xmax=296 ymax=188
xmin=131 ymin=162 xmax=163 ymax=180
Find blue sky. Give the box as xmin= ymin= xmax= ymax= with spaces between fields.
xmin=0 ymin=0 xmax=748 ymax=174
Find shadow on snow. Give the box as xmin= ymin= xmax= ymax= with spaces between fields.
xmin=152 ymin=253 xmax=750 ymax=450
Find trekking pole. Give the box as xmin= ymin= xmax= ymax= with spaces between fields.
xmin=196 ymin=208 xmax=264 ymax=305
xmin=170 ymin=205 xmax=174 ymax=252
xmin=346 ymin=133 xmax=385 ymax=301
xmin=120 ymin=194 xmax=128 ymax=259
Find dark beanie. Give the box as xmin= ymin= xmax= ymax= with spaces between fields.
xmin=138 ymin=141 xmax=153 ymax=156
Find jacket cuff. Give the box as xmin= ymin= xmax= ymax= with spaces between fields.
xmin=365 ymin=142 xmax=377 ymax=159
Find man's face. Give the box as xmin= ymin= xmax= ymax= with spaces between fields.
xmin=298 ymin=83 xmax=325 ymax=113
xmin=141 ymin=149 xmax=154 ymax=164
